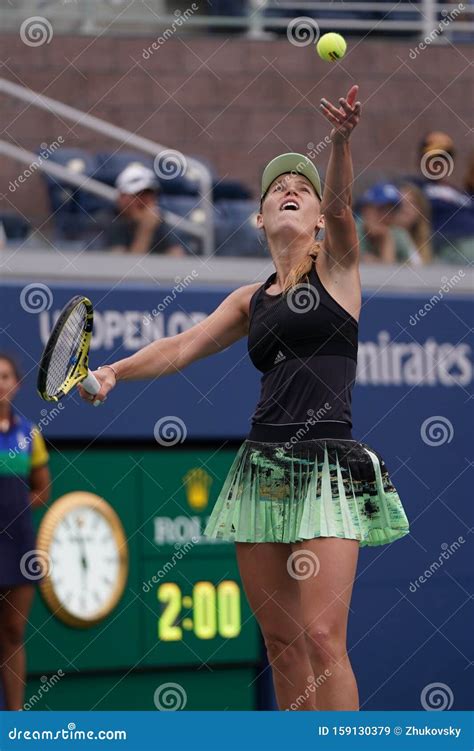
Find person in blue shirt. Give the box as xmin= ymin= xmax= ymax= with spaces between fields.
xmin=0 ymin=354 xmax=51 ymax=711
xmin=410 ymin=132 xmax=474 ymax=263
xmin=355 ymin=183 xmax=421 ymax=264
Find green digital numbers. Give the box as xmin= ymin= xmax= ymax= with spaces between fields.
xmin=158 ymin=580 xmax=241 ymax=641
xmin=157 ymin=582 xmax=182 ymax=641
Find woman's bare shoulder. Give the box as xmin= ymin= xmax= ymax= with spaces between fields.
xmin=233 ymin=281 xmax=265 ymax=316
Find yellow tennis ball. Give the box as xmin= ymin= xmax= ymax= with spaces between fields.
xmin=316 ymin=33 xmax=347 ymax=62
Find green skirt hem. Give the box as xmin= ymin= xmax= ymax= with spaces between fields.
xmin=203 ymin=438 xmax=410 ymax=548
xmin=203 ymin=527 xmax=410 ymax=548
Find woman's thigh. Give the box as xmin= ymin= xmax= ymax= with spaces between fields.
xmin=235 ymin=542 xmax=305 ymax=640
xmin=291 ymin=537 xmax=360 ymax=638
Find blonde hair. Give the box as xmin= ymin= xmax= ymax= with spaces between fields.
xmin=279 ymin=242 xmax=321 ymax=293
xmin=400 ymin=183 xmax=433 ymax=264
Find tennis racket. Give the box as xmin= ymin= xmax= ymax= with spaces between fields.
xmin=37 ymin=295 xmax=101 ymax=403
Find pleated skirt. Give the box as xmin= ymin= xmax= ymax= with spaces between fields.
xmin=203 ymin=439 xmax=410 ymax=547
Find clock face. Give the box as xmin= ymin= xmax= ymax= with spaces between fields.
xmin=38 ymin=492 xmax=128 ymax=628
xmin=50 ymin=507 xmax=121 ymax=620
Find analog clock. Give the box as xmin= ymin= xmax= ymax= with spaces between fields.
xmin=37 ymin=491 xmax=129 ymax=628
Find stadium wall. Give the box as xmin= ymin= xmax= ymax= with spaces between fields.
xmin=1 ymin=34 xmax=472 ymax=223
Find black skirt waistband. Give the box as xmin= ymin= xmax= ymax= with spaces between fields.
xmin=247 ymin=420 xmax=353 ymax=443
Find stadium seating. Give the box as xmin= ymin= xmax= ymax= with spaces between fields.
xmin=0 ymin=212 xmax=31 ymax=241
xmin=42 ymin=148 xmax=110 ymax=242
xmin=41 ymin=146 xmax=258 ymax=254
xmin=158 ymin=194 xmax=206 ymax=255
xmin=159 ymin=195 xmax=263 ymax=257
xmin=94 ymin=151 xmax=155 ymax=188
xmin=214 ymin=199 xmax=264 ymax=257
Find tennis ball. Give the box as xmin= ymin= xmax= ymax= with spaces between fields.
xmin=316 ymin=33 xmax=347 ymax=62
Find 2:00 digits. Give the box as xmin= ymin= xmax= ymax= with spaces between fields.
xmin=158 ymin=580 xmax=241 ymax=641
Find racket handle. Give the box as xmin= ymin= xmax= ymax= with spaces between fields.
xmin=82 ymin=370 xmax=101 ymax=396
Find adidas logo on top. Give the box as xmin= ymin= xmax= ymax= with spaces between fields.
xmin=273 ymin=350 xmax=286 ymax=365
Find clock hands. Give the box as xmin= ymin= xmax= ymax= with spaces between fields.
xmin=73 ymin=532 xmax=89 ymax=588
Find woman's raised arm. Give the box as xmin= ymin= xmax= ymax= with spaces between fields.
xmin=320 ymin=84 xmax=361 ymax=269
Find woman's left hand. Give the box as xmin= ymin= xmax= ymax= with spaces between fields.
xmin=320 ymin=84 xmax=361 ymax=143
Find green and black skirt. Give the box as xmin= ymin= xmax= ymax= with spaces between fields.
xmin=203 ymin=436 xmax=410 ymax=547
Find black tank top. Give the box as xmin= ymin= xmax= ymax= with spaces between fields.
xmin=247 ymin=263 xmax=358 ymax=442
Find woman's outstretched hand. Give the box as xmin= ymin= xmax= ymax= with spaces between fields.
xmin=320 ymin=84 xmax=361 ymax=143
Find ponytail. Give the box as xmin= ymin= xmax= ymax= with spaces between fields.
xmin=280 ymin=242 xmax=321 ymax=294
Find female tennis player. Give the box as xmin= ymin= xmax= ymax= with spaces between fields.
xmin=79 ymin=85 xmax=410 ymax=711
xmin=0 ymin=354 xmax=50 ymax=710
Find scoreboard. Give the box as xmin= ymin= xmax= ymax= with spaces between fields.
xmin=24 ymin=447 xmax=260 ymax=711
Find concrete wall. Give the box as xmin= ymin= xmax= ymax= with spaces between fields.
xmin=1 ymin=32 xmax=472 ymax=224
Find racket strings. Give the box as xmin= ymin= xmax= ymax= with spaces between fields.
xmin=45 ymin=303 xmax=88 ymax=396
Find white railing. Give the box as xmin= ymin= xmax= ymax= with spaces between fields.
xmin=248 ymin=1 xmax=473 ymax=38
xmin=0 ymin=141 xmax=203 ymax=238
xmin=0 ymin=1 xmax=472 ymax=38
xmin=0 ymin=77 xmax=214 ymax=255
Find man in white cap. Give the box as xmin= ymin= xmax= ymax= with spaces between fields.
xmin=104 ymin=163 xmax=185 ymax=256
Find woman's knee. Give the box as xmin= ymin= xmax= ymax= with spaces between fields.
xmin=264 ymin=631 xmax=307 ymax=668
xmin=304 ymin=623 xmax=347 ymax=666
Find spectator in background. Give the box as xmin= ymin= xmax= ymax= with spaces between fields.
xmin=356 ymin=183 xmax=421 ymax=264
xmin=411 ymin=131 xmax=474 ymax=262
xmin=0 ymin=354 xmax=50 ymax=710
xmin=104 ymin=164 xmax=186 ymax=257
xmin=393 ymin=182 xmax=433 ymax=264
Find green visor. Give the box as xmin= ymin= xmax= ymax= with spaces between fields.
xmin=261 ymin=152 xmax=322 ymax=201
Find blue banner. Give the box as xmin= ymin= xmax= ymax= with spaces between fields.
xmin=1 ymin=279 xmax=472 ymax=444
xmin=0 ymin=711 xmax=473 ymax=750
